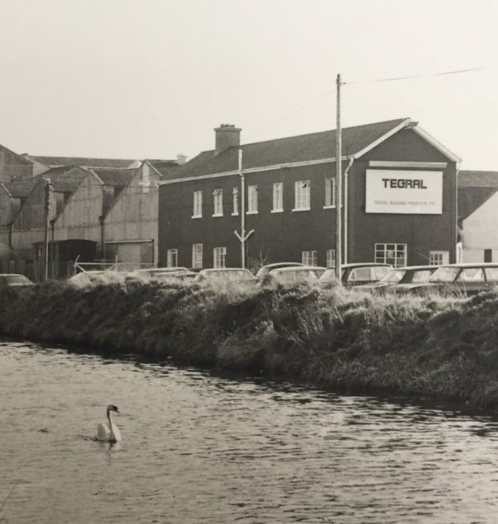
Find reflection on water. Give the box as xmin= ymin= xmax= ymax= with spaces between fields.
xmin=1 ymin=341 xmax=498 ymax=523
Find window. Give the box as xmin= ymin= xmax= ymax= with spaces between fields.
xmin=302 ymin=250 xmax=318 ymax=266
xmin=213 ymin=189 xmax=223 ymax=216
xmin=192 ymin=244 xmax=203 ymax=269
xmin=193 ymin=190 xmax=202 ymax=218
xmin=247 ymin=185 xmax=258 ymax=214
xmin=349 ymin=267 xmax=374 ymax=282
xmin=272 ymin=182 xmax=283 ymax=212
xmin=457 ymin=268 xmax=485 ymax=282
xmin=213 ymin=247 xmax=227 ymax=268
xmin=324 ymin=178 xmax=336 ymax=207
xmin=375 ymin=243 xmax=407 ymax=268
xmin=167 ymin=249 xmax=178 ymax=268
xmin=485 ymin=249 xmax=493 ymax=263
xmin=429 ymin=251 xmax=449 ymax=265
xmin=485 ymin=267 xmax=498 ymax=282
xmin=294 ymin=181 xmax=311 ymax=211
xmin=326 ymin=249 xmax=336 ymax=268
xmin=232 ymin=187 xmax=239 ymax=216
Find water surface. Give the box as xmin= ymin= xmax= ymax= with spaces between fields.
xmin=1 ymin=341 xmax=498 ymax=523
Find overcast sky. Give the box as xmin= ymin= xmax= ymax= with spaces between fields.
xmin=1 ymin=0 xmax=496 ymax=169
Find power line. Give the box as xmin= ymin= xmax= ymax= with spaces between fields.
xmin=246 ymin=65 xmax=488 ymax=142
xmin=344 ymin=66 xmax=489 ymax=85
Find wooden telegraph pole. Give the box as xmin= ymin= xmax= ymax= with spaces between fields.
xmin=234 ymin=148 xmax=254 ymax=268
xmin=335 ymin=74 xmax=342 ymax=283
xmin=44 ymin=178 xmax=52 ymax=281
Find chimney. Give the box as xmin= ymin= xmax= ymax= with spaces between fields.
xmin=176 ymin=153 xmax=187 ymax=165
xmin=214 ymin=124 xmax=241 ymax=153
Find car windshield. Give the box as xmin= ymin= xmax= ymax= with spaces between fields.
xmin=485 ymin=267 xmax=498 ymax=282
xmin=380 ymin=270 xmax=405 ymax=283
xmin=411 ymin=269 xmax=435 ymax=283
xmin=373 ymin=266 xmax=391 ymax=280
xmin=429 ymin=266 xmax=460 ymax=282
xmin=319 ymin=269 xmax=337 ymax=281
xmin=349 ymin=267 xmax=374 ymax=282
xmin=273 ymin=269 xmax=320 ymax=284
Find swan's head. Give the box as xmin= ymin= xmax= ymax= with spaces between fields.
xmin=106 ymin=404 xmax=120 ymax=414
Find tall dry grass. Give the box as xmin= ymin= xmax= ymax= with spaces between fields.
xmin=2 ymin=275 xmax=498 ymax=409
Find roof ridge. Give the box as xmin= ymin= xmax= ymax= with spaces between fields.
xmin=196 ymin=117 xmax=410 ymax=155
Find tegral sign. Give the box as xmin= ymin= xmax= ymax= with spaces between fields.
xmin=365 ymin=169 xmax=443 ymax=214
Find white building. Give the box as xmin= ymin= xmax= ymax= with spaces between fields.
xmin=458 ymin=170 xmax=498 ymax=263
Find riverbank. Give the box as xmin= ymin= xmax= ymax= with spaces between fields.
xmin=2 ymin=274 xmax=498 ymax=410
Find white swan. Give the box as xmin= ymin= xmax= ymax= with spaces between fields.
xmin=96 ymin=404 xmax=122 ymax=442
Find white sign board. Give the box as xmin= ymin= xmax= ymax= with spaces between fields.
xmin=365 ymin=169 xmax=443 ymax=214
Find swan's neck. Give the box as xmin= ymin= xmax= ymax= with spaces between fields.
xmin=107 ymin=411 xmax=115 ymax=439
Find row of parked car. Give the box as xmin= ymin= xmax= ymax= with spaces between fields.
xmin=3 ymin=261 xmax=498 ymax=296
xmin=131 ymin=261 xmax=498 ymax=296
xmin=348 ymin=262 xmax=498 ymax=295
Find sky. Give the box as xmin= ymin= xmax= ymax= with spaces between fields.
xmin=0 ymin=0 xmax=497 ymax=169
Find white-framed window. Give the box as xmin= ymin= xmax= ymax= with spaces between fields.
xmin=213 ymin=189 xmax=223 ymax=217
xmin=193 ymin=190 xmax=202 ymax=218
xmin=247 ymin=185 xmax=258 ymax=214
xmin=272 ymin=182 xmax=283 ymax=212
xmin=375 ymin=243 xmax=407 ymax=268
xmin=213 ymin=247 xmax=227 ymax=268
xmin=232 ymin=187 xmax=239 ymax=216
xmin=429 ymin=251 xmax=449 ymax=265
xmin=294 ymin=180 xmax=311 ymax=211
xmin=167 ymin=249 xmax=178 ymax=268
xmin=326 ymin=249 xmax=336 ymax=268
xmin=302 ymin=250 xmax=318 ymax=266
xmin=324 ymin=178 xmax=336 ymax=208
xmin=192 ymin=243 xmax=203 ymax=269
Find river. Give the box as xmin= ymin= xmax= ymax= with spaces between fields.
xmin=1 ymin=341 xmax=498 ymax=523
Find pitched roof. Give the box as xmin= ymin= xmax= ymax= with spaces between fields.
xmin=146 ymin=159 xmax=181 ymax=178
xmin=458 ymin=170 xmax=498 ymax=188
xmin=25 ymin=155 xmax=139 ymax=170
xmin=92 ymin=168 xmax=136 ymax=187
xmin=458 ymin=170 xmax=498 ymax=220
xmin=1 ymin=181 xmax=36 ymax=198
xmin=169 ymin=118 xmax=411 ymax=180
xmin=41 ymin=166 xmax=87 ymax=193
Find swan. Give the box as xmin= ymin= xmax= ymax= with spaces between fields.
xmin=96 ymin=404 xmax=122 ymax=442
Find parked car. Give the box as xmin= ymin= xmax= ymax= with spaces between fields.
xmin=255 ymin=262 xmax=305 ymax=279
xmin=319 ymin=263 xmax=393 ymax=287
xmin=356 ymin=265 xmax=438 ymax=292
xmin=69 ymin=270 xmax=118 ymax=285
xmin=400 ymin=263 xmax=498 ymax=295
xmin=0 ymin=274 xmax=35 ymax=288
xmin=133 ymin=267 xmax=196 ymax=280
xmin=195 ymin=268 xmax=258 ymax=284
xmin=265 ymin=266 xmax=326 ymax=285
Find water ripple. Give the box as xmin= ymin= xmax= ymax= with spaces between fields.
xmin=1 ymin=342 xmax=498 ymax=523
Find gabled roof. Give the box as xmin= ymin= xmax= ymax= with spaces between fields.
xmin=168 ymin=118 xmax=412 ymax=180
xmin=458 ymin=170 xmax=498 ymax=220
xmin=91 ymin=168 xmax=136 ymax=187
xmin=25 ymin=154 xmax=140 ymax=170
xmin=1 ymin=181 xmax=36 ymax=198
xmin=146 ymin=159 xmax=181 ymax=178
xmin=162 ymin=118 xmax=460 ymax=183
xmin=41 ymin=166 xmax=87 ymax=193
xmin=458 ymin=170 xmax=498 ymax=188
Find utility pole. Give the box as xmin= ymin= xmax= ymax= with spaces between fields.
xmin=234 ymin=148 xmax=254 ymax=268
xmin=335 ymin=73 xmax=342 ymax=283
xmin=44 ymin=178 xmax=53 ymax=281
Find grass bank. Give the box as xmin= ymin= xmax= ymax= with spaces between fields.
xmin=2 ymin=274 xmax=498 ymax=410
